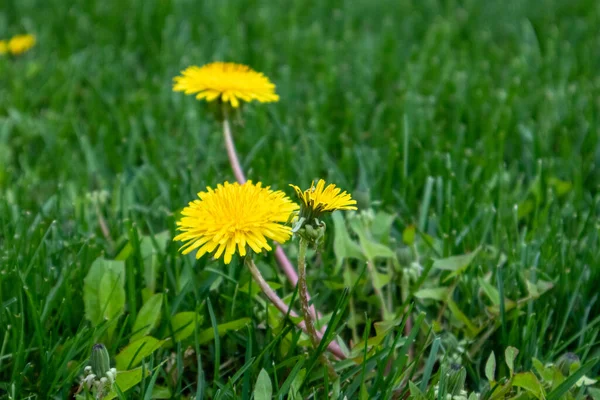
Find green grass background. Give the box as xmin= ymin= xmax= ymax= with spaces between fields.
xmin=0 ymin=0 xmax=599 ymax=398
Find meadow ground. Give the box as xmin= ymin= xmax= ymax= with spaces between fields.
xmin=1 ymin=0 xmax=599 ymax=398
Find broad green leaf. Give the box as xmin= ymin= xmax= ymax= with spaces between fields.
xmin=505 ymin=346 xmax=519 ymax=375
xmin=343 ymin=267 xmax=366 ymax=289
xmin=333 ymin=378 xmax=341 ymax=399
xmin=131 ymin=293 xmax=163 ymax=342
xmin=170 ymin=312 xmax=204 ymax=342
xmin=532 ymin=358 xmax=553 ymax=382
xmin=526 ymin=279 xmax=540 ymax=298
xmin=359 ymin=384 xmax=369 ymax=400
xmin=323 ymin=280 xmax=346 ymax=290
xmin=402 ymin=225 xmax=416 ymax=246
xmin=513 ymin=372 xmax=544 ymax=399
xmin=140 ymin=231 xmax=171 ymax=294
xmin=447 ymin=298 xmax=479 ymax=336
xmin=98 ymin=268 xmax=126 ymax=322
xmin=414 ymin=287 xmax=449 ymax=301
xmin=332 ymin=212 xmax=365 ymax=272
xmin=485 ymin=351 xmax=496 ymax=382
xmin=547 ymin=358 xmax=599 ymax=400
xmin=433 ymin=248 xmax=480 ymax=281
xmin=551 ymin=366 xmax=566 ymax=389
xmin=348 ymin=333 xmax=387 ymax=360
xmin=141 ymin=288 xmax=153 ymax=303
xmin=83 ymin=258 xmax=126 ymax=326
xmin=115 ymin=336 xmax=163 ymax=370
xmin=197 ymin=318 xmax=251 ymax=344
xmin=151 ymin=386 xmax=171 ymax=399
xmin=177 ymin=263 xmax=195 ymax=293
xmin=487 ymin=297 xmax=518 ymax=315
xmin=370 ymin=211 xmax=396 ymax=244
xmin=372 ymin=270 xmax=392 ymax=290
xmin=115 ymin=242 xmax=133 ymax=261
xmin=351 ymin=221 xmax=397 ymax=261
xmin=489 ymin=383 xmax=513 ymax=400
xmin=548 ymin=177 xmax=572 ymax=196
xmin=350 ymin=317 xmax=405 ymax=360
xmin=518 ymin=199 xmax=536 ymax=219
xmin=254 ymin=368 xmax=273 ymax=400
xmin=266 ymin=301 xmax=303 ymax=326
xmin=104 ymin=367 xmax=149 ymax=399
xmin=526 ymin=279 xmax=553 ymax=300
xmin=588 ymin=387 xmax=600 ymax=400
xmin=576 ymin=375 xmax=597 ymax=387
xmin=373 ymin=315 xmax=405 ymax=337
xmin=537 ymin=280 xmax=554 ymax=294
xmin=478 ymin=277 xmax=500 ymax=305
xmin=287 ymin=368 xmax=306 ymax=400
xmin=409 ymin=381 xmax=428 ymax=400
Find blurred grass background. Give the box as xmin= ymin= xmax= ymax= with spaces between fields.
xmin=0 ymin=0 xmax=599 ymax=398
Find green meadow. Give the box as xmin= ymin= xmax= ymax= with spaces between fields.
xmin=1 ymin=0 xmax=599 ymax=398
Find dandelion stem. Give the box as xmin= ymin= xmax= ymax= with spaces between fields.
xmin=222 ymin=116 xmax=321 ymax=321
xmin=297 ymin=238 xmax=338 ymax=378
xmin=222 ymin=117 xmax=247 ymax=184
xmin=244 ymin=257 xmax=346 ymax=360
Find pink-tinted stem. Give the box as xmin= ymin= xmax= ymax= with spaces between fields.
xmin=222 ymin=118 xmax=321 ymax=321
xmin=246 ymin=258 xmax=346 ymax=360
xmin=223 ymin=118 xmax=247 ymax=184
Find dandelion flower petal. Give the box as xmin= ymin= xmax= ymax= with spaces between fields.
xmin=291 ymin=179 xmax=357 ymax=219
xmin=172 ymin=62 xmax=279 ymax=108
xmin=7 ymin=34 xmax=35 ymax=55
xmin=175 ymin=181 xmax=298 ymax=264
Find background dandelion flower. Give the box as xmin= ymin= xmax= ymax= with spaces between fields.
xmin=7 ymin=34 xmax=36 ymax=55
xmin=174 ymin=181 xmax=298 ymax=264
xmin=172 ymin=62 xmax=279 ymax=108
xmin=291 ymin=179 xmax=357 ymax=218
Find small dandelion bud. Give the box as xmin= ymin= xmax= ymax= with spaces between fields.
xmin=556 ymin=352 xmax=580 ymax=376
xmin=301 ymin=220 xmax=326 ymax=246
xmin=90 ymin=343 xmax=111 ymax=378
xmin=446 ymin=363 xmax=467 ymax=395
xmin=110 ymin=368 xmax=117 ymax=377
xmin=84 ymin=365 xmax=92 ymax=376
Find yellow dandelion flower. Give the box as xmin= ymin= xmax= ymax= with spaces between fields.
xmin=0 ymin=40 xmax=7 ymax=55
xmin=7 ymin=34 xmax=36 ymax=55
xmin=172 ymin=62 xmax=279 ymax=108
xmin=174 ymin=181 xmax=298 ymax=264
xmin=291 ymin=179 xmax=357 ymax=220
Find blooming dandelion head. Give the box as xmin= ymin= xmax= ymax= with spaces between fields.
xmin=0 ymin=40 xmax=7 ymax=55
xmin=172 ymin=62 xmax=280 ymax=108
xmin=7 ymin=34 xmax=35 ymax=55
xmin=291 ymin=179 xmax=357 ymax=219
xmin=290 ymin=180 xmax=357 ymax=244
xmin=174 ymin=181 xmax=298 ymax=264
